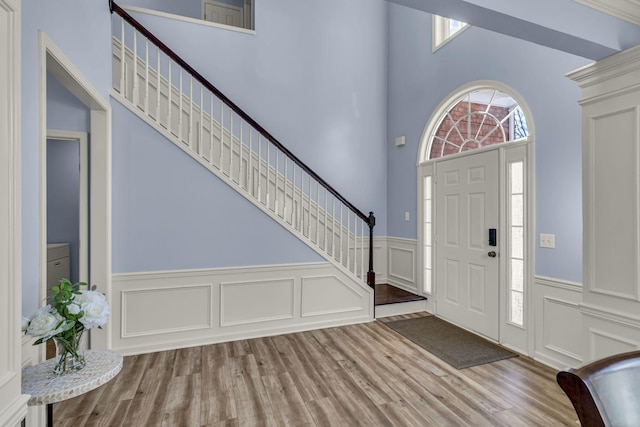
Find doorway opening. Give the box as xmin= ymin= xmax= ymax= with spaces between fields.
xmin=417 ymin=81 xmax=534 ymax=353
xmin=39 ymin=32 xmax=112 ymax=352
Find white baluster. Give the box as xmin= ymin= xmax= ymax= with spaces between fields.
xmin=258 ymin=135 xmax=262 ymax=204
xmin=248 ymin=130 xmax=253 ymax=196
xmin=239 ymin=119 xmax=243 ymax=188
xmin=188 ymin=77 xmax=193 ymax=148
xmin=284 ymin=158 xmax=289 ymax=223
xmin=167 ymin=61 xmax=172 ymax=135
xmin=316 ymin=183 xmax=320 ymax=245
xmin=339 ymin=204 xmax=343 ymax=264
xmin=331 ymin=196 xmax=337 ymax=258
xmin=156 ymin=47 xmax=161 ymax=124
xmin=292 ymin=163 xmax=297 ymax=226
xmin=219 ymin=103 xmax=224 ymax=170
xmin=144 ymin=40 xmax=149 ymax=114
xmin=199 ymin=85 xmax=203 ymax=156
xmin=324 ymin=189 xmax=328 ymax=252
xmin=347 ymin=210 xmax=351 ymax=270
xmin=275 ymin=150 xmax=280 ymax=216
xmin=119 ymin=18 xmax=125 ymax=96
xmin=178 ymin=70 xmax=183 ymax=143
xmin=132 ymin=29 xmax=139 ymax=107
xmin=361 ymin=220 xmax=365 ymax=279
xmin=229 ymin=112 xmax=234 ymax=178
xmin=307 ymin=176 xmax=312 ymax=238
xmin=300 ymin=171 xmax=305 ymax=235
xmin=209 ymin=94 xmax=214 ymax=166
xmin=266 ymin=141 xmax=271 ymax=209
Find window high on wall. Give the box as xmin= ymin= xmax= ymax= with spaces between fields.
xmin=428 ymin=88 xmax=529 ymax=160
xmin=432 ymin=15 xmax=468 ymax=51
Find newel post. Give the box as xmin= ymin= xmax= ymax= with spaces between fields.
xmin=367 ymin=211 xmax=376 ymax=289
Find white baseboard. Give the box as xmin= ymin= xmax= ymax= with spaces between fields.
xmin=112 ymin=262 xmax=373 ymax=355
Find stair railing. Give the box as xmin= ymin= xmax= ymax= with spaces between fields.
xmin=109 ymin=0 xmax=376 ymax=287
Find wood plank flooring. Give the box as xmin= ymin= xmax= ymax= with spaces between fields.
xmin=54 ymin=313 xmax=578 ymax=426
xmin=375 ymin=284 xmax=427 ymax=306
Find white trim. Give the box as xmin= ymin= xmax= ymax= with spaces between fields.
xmin=573 ymin=0 xmax=640 ymax=27
xmin=112 ymin=261 xmax=329 ymax=281
xmin=121 ymin=5 xmax=255 ymax=35
xmin=581 ymin=302 xmax=640 ymax=329
xmin=39 ymin=32 xmax=113 ymax=350
xmin=46 ymin=130 xmax=89 ymax=284
xmin=432 ymin=14 xmax=470 ymax=53
xmin=0 ymin=0 xmax=28 ymax=422
xmin=535 ymin=275 xmax=583 ymax=290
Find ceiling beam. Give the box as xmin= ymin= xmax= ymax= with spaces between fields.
xmin=387 ymin=0 xmax=640 ymax=60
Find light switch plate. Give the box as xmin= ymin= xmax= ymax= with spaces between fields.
xmin=405 ymin=212 xmax=410 ymax=221
xmin=395 ymin=136 xmax=406 ymax=146
xmin=540 ymin=233 xmax=555 ymax=248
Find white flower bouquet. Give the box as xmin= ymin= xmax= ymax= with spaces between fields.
xmin=22 ymin=279 xmax=110 ymax=375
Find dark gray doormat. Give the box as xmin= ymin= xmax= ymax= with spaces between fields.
xmin=385 ymin=316 xmax=518 ymax=369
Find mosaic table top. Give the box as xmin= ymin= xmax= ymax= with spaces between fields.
xmin=22 ymin=350 xmax=123 ymax=406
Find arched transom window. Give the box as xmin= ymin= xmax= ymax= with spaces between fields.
xmin=428 ymin=88 xmax=528 ymax=160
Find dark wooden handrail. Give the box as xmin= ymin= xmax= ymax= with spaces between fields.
xmin=109 ymin=0 xmax=370 ymax=223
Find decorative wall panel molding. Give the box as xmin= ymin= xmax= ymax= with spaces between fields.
xmin=122 ymin=284 xmax=212 ymax=337
xmin=221 ymin=278 xmax=294 ymax=326
xmin=588 ymin=327 xmax=639 ymax=361
xmin=112 ymin=262 xmax=372 ymax=355
xmin=533 ymin=276 xmax=583 ymax=369
xmin=386 ymin=237 xmax=418 ymax=293
xmin=301 ymin=275 xmax=365 ymax=317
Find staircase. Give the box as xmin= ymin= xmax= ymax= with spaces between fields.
xmin=109 ymin=1 xmax=375 ymax=289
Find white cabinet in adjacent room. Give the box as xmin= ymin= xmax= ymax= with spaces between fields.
xmin=47 ymin=243 xmax=70 ymax=299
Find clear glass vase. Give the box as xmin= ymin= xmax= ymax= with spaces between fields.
xmin=53 ymin=329 xmax=86 ymax=375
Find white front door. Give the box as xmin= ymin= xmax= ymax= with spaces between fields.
xmin=436 ymin=150 xmax=500 ymax=340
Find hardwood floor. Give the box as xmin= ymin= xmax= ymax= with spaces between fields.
xmin=54 ymin=313 xmax=578 ymax=426
xmin=375 ymin=284 xmax=427 ymax=306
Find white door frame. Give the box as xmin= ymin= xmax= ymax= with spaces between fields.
xmin=416 ymin=81 xmax=535 ymax=355
xmin=38 ymin=32 xmax=112 ymax=351
xmin=0 ymin=0 xmax=31 ymax=423
xmin=46 ymin=130 xmax=89 ymax=284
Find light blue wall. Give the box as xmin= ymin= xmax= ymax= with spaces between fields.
xmin=46 ymin=73 xmax=90 ymax=284
xmin=125 ymin=0 xmax=389 ymax=235
xmin=22 ymin=0 xmax=112 ymax=315
xmin=111 ymin=102 xmax=322 ymax=272
xmin=47 ymin=73 xmax=90 ymax=133
xmin=386 ymin=3 xmax=590 ymax=283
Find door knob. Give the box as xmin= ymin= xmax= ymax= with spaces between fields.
xmin=488 ymin=251 xmax=497 ymax=258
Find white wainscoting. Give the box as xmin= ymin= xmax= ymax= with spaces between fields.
xmin=21 ymin=337 xmax=45 ymax=427
xmin=533 ymin=276 xmax=583 ymax=369
xmin=370 ymin=236 xmax=388 ymax=284
xmin=581 ymin=303 xmax=640 ymax=362
xmin=112 ymin=262 xmax=373 ymax=355
xmin=386 ymin=237 xmax=418 ymax=294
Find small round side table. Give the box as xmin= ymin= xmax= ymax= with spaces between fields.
xmin=22 ymin=350 xmax=123 ymax=426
